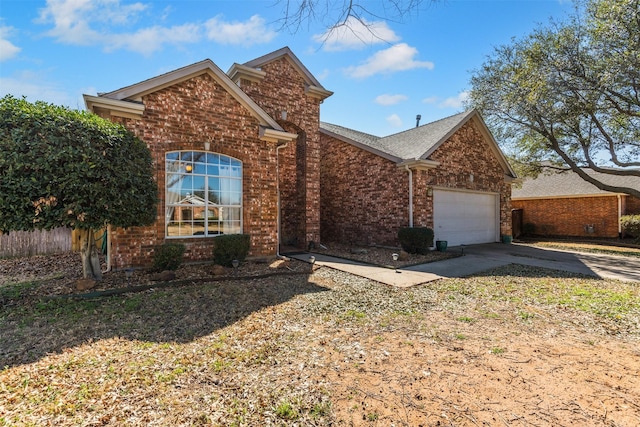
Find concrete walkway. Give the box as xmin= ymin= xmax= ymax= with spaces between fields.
xmin=289 ymin=253 xmax=441 ymax=288
xmin=289 ymin=242 xmax=640 ymax=287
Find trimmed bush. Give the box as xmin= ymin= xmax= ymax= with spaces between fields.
xmin=214 ymin=234 xmax=251 ymax=267
xmin=398 ymin=227 xmax=434 ymax=254
xmin=620 ymin=215 xmax=640 ymax=239
xmin=153 ymin=243 xmax=186 ymax=271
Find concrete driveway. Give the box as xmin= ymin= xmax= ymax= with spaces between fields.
xmin=407 ymin=242 xmax=640 ymax=282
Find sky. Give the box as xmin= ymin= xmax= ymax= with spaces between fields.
xmin=0 ymin=0 xmax=575 ymax=137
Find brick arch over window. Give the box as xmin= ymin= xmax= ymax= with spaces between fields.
xmin=277 ymin=120 xmax=308 ymax=248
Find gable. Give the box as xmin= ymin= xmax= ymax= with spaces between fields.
xmin=430 ymin=118 xmax=506 ymax=177
xmin=228 ymin=47 xmax=333 ymax=101
xmin=84 ymin=59 xmax=296 ymax=143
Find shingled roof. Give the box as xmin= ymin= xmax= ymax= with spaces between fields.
xmin=512 ymin=168 xmax=640 ymax=199
xmin=320 ymin=110 xmax=516 ymax=177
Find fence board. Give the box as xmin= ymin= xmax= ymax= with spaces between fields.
xmin=0 ymin=228 xmax=72 ymax=258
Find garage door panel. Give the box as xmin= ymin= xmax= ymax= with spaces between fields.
xmin=433 ymin=190 xmax=498 ymax=246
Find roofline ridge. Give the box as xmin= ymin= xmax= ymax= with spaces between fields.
xmin=380 ymin=109 xmax=474 ymax=140
xmin=320 ymin=121 xmax=381 ymax=139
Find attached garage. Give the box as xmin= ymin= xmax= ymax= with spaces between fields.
xmin=433 ymin=189 xmax=499 ymax=246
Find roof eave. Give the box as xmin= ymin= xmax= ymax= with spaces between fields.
xmin=227 ymin=63 xmax=267 ymax=84
xmin=306 ymin=84 xmax=333 ymax=101
xmin=396 ymin=159 xmax=440 ymax=170
xmin=84 ymin=94 xmax=145 ymax=119
xmin=259 ymin=127 xmax=298 ymax=143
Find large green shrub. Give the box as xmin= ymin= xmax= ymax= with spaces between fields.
xmin=620 ymin=215 xmax=640 ymax=240
xmin=153 ymin=243 xmax=186 ymax=271
xmin=398 ymin=227 xmax=434 ymax=254
xmin=214 ymin=234 xmax=251 ymax=267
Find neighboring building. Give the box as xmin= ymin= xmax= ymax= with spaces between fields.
xmin=511 ymin=169 xmax=640 ymax=238
xmin=84 ymin=47 xmax=516 ymax=269
xmin=320 ymin=110 xmax=517 ymax=247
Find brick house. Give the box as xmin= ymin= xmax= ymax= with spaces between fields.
xmin=84 ymin=47 xmax=331 ymax=268
xmin=84 ymin=47 xmax=516 ymax=269
xmin=319 ymin=110 xmax=518 ymax=247
xmin=512 ymin=169 xmax=640 ymax=238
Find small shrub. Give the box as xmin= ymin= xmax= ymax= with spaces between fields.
xmin=274 ymin=401 xmax=298 ymax=420
xmin=152 ymin=243 xmax=185 ymax=271
xmin=214 ymin=234 xmax=250 ymax=267
xmin=398 ymin=227 xmax=434 ymax=254
xmin=620 ymin=214 xmax=640 ymax=239
xmin=522 ymin=222 xmax=536 ymax=236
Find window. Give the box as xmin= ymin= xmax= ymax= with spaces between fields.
xmin=165 ymin=151 xmax=242 ymax=237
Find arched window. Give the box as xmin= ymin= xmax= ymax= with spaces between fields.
xmin=165 ymin=151 xmax=242 ymax=237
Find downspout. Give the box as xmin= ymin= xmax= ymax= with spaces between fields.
xmin=617 ymin=194 xmax=622 ymax=238
xmin=405 ymin=165 xmax=414 ymax=227
xmin=276 ymin=141 xmax=289 ymax=258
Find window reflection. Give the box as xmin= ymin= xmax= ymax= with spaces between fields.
xmin=166 ymin=151 xmax=242 ymax=238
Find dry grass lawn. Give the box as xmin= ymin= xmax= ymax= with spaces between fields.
xmin=1 ymin=252 xmax=639 ymax=426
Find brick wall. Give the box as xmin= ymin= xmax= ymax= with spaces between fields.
xmin=511 ymin=196 xmax=620 ymax=238
xmin=320 ymin=136 xmax=410 ymax=246
xmin=320 ymin=118 xmax=512 ymax=246
xmin=238 ymin=57 xmax=322 ymax=249
xmin=105 ymin=73 xmax=279 ymax=268
xmin=626 ymin=195 xmax=640 ymax=214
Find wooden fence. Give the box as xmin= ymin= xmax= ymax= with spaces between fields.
xmin=0 ymin=227 xmax=72 ymax=258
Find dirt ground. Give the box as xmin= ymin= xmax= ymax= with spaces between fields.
xmin=1 ymin=249 xmax=639 ymax=426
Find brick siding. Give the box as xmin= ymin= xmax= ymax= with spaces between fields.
xmin=511 ymin=196 xmax=620 ymax=238
xmin=320 ymin=118 xmax=512 ymax=247
xmin=626 ymin=196 xmax=640 ymax=214
xmin=512 ymin=194 xmax=640 ymax=239
xmin=320 ymin=136 xmax=410 ymax=246
xmin=104 ymin=73 xmax=280 ymax=268
xmin=237 ymin=57 xmax=322 ymax=249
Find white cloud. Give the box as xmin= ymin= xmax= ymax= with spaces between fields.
xmin=37 ymin=0 xmax=146 ymax=45
xmin=375 ymin=94 xmax=408 ymax=106
xmin=107 ymin=23 xmax=200 ymax=55
xmin=422 ymin=96 xmax=438 ymax=104
xmin=386 ymin=113 xmax=402 ymax=128
xmin=440 ymin=91 xmax=469 ymax=108
xmin=345 ymin=43 xmax=434 ymax=79
xmin=0 ymin=26 xmax=21 ymax=61
xmin=313 ymin=16 xmax=400 ymax=51
xmin=37 ymin=0 xmax=285 ymax=55
xmin=205 ymin=15 xmax=277 ymax=46
xmin=37 ymin=1 xmax=277 ymax=53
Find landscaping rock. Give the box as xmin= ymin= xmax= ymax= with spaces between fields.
xmin=398 ymin=250 xmax=409 ymax=261
xmin=75 ymin=278 xmax=96 ymax=291
xmin=151 ymin=270 xmax=176 ymax=282
xmin=212 ymin=265 xmax=228 ymax=276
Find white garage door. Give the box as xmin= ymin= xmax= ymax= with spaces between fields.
xmin=433 ymin=189 xmax=499 ymax=247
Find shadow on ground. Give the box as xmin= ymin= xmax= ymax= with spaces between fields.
xmin=0 ymin=274 xmax=327 ymax=368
